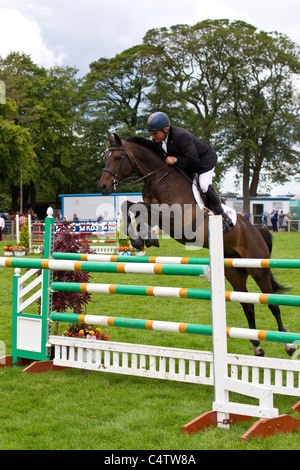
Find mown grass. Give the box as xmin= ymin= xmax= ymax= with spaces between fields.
xmin=0 ymin=231 xmax=300 ymax=450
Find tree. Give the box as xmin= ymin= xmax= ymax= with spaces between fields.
xmin=0 ymin=53 xmax=41 ymax=210
xmin=221 ymin=29 xmax=300 ymax=209
xmin=86 ymin=45 xmax=150 ymax=134
xmin=81 ymin=45 xmax=152 ymax=193
xmin=30 ymin=65 xmax=83 ymax=206
xmin=0 ymin=53 xmax=83 ymax=210
xmin=143 ymin=21 xmax=300 ymax=208
xmin=0 ymin=98 xmax=36 ymax=209
xmin=75 ymin=113 xmax=109 ymax=193
xmin=143 ymin=21 xmax=253 ymax=142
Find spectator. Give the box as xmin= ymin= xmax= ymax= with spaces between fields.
xmin=271 ymin=208 xmax=278 ymax=232
xmin=73 ymin=213 xmax=79 ymax=221
xmin=262 ymin=211 xmax=268 ymax=229
xmin=242 ymin=210 xmax=249 ymax=220
xmin=278 ymin=210 xmax=286 ymax=230
xmin=0 ymin=213 xmax=5 ymax=241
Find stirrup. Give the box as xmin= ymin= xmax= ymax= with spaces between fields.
xmin=223 ymin=220 xmax=232 ymax=233
xmin=222 ymin=212 xmax=233 ymax=233
xmin=222 ymin=212 xmax=233 ymax=225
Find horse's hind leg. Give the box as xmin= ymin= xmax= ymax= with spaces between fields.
xmin=225 ymin=267 xmax=265 ymax=356
xmin=248 ymin=267 xmax=296 ymax=357
xmin=267 ymin=304 xmax=296 ymax=356
xmin=239 ymin=301 xmax=265 ymax=356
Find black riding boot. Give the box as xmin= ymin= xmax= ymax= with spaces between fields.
xmin=204 ymin=185 xmax=233 ymax=233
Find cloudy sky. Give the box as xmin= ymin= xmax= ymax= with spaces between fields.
xmin=0 ymin=0 xmax=299 ymax=195
xmin=1 ymin=0 xmax=299 ymax=74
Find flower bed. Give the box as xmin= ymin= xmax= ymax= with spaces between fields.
xmin=3 ymin=245 xmax=14 ymax=256
xmin=116 ymin=224 xmax=146 ymax=256
xmin=13 ymin=246 xmax=27 ymax=256
xmin=3 ymin=245 xmax=27 ymax=256
xmin=13 ymin=245 xmax=27 ymax=253
xmin=63 ymin=323 xmax=109 ymax=341
xmin=117 ymin=246 xmax=146 ymax=256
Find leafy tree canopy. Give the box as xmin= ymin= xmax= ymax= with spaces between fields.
xmin=0 ymin=20 xmax=299 ymax=214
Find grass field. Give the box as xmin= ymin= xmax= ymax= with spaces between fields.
xmin=0 ymin=231 xmax=300 ymax=451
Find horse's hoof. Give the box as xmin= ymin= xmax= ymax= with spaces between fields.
xmin=285 ymin=343 xmax=297 ymax=357
xmin=130 ymin=238 xmax=144 ymax=250
xmin=145 ymin=239 xmax=160 ymax=248
xmin=254 ymin=346 xmax=265 ymax=357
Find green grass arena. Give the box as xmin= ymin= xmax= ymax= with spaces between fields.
xmin=0 ymin=231 xmax=300 ymax=450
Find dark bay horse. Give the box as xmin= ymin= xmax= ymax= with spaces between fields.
xmin=98 ymin=133 xmax=295 ymax=357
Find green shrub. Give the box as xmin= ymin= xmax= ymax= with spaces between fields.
xmin=19 ymin=224 xmax=30 ymax=249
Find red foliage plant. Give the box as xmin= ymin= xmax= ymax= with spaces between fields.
xmin=47 ymin=222 xmax=95 ymax=314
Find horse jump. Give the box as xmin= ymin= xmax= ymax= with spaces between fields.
xmin=1 ymin=209 xmax=300 ymax=440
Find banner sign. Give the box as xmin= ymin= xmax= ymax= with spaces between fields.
xmin=55 ymin=219 xmax=117 ymax=234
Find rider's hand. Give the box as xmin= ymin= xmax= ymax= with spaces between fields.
xmin=166 ymin=156 xmax=177 ymax=165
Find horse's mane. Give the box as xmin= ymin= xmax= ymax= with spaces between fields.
xmin=126 ymin=136 xmax=160 ymax=156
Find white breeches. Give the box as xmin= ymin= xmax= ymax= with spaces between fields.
xmin=198 ymin=168 xmax=215 ymax=193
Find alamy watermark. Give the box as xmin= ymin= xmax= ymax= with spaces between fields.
xmin=124 ymin=202 xmax=205 ymax=249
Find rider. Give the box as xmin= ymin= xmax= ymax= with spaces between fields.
xmin=146 ymin=111 xmax=233 ymax=233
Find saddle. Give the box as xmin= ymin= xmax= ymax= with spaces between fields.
xmin=192 ymin=176 xmax=237 ymax=226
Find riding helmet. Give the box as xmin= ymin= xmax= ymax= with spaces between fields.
xmin=146 ymin=112 xmax=170 ymax=133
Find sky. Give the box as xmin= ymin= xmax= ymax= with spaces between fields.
xmin=0 ymin=0 xmax=299 ymax=195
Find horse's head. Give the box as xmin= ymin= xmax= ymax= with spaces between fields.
xmin=98 ymin=133 xmax=134 ymax=195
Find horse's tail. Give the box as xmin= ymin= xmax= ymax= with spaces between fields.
xmin=257 ymin=227 xmax=290 ymax=293
xmin=257 ymin=227 xmax=273 ymax=253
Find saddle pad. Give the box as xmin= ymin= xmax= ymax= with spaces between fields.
xmin=192 ymin=177 xmax=237 ymax=226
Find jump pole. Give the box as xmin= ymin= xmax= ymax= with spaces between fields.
xmin=3 ymin=256 xmax=300 ymax=305
xmin=0 ymin=258 xmax=209 ymax=277
xmin=52 ymin=251 xmax=300 ymax=269
xmin=49 ymin=312 xmax=300 ymax=344
xmin=49 ymin=281 xmax=300 ymax=307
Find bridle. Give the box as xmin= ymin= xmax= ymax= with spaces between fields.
xmin=102 ymin=142 xmax=136 ymax=191
xmin=102 ymin=141 xmax=171 ymax=192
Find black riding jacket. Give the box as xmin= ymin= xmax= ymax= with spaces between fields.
xmin=153 ymin=125 xmax=217 ymax=175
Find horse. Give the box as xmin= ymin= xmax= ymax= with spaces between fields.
xmin=98 ymin=132 xmax=295 ymax=357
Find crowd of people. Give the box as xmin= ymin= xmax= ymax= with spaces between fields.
xmin=241 ymin=208 xmax=289 ymax=232
xmin=54 ymin=212 xmax=81 ymax=222
xmin=263 ymin=209 xmax=289 ymax=232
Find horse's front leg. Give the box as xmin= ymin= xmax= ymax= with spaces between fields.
xmin=121 ymin=200 xmax=148 ymax=250
xmin=145 ymin=218 xmax=160 ymax=248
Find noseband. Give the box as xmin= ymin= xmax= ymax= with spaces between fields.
xmin=102 ymin=142 xmax=135 ymax=191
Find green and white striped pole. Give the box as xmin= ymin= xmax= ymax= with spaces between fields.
xmin=49 ymin=312 xmax=300 ymax=345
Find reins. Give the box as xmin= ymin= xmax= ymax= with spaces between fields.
xmin=103 ymin=140 xmax=211 ymax=214
xmin=103 ymin=140 xmax=174 ymax=192
xmin=120 ymin=164 xmax=170 ymax=189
